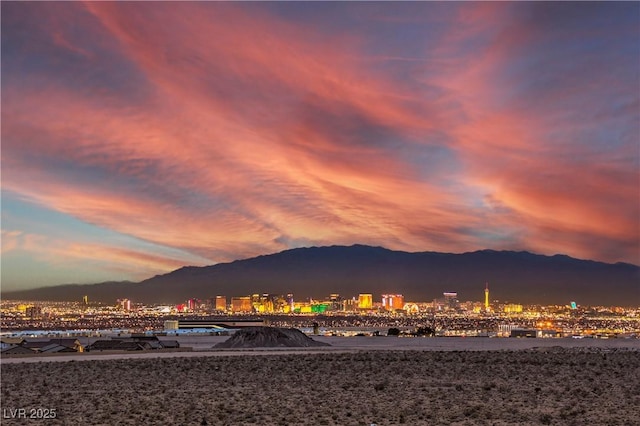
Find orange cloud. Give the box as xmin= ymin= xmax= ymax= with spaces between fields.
xmin=410 ymin=2 xmax=640 ymax=263
xmin=2 ymin=1 xmax=638 ymax=276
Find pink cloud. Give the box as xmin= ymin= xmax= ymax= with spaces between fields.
xmin=422 ymin=3 xmax=640 ymax=262
xmin=1 ymin=227 xmax=203 ymax=280
xmin=2 ymin=1 xmax=637 ymax=272
xmin=3 ymin=3 xmax=467 ymax=260
xmin=1 ymin=230 xmax=23 ymax=254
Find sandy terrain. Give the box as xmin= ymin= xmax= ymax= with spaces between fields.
xmin=1 ymin=347 xmax=639 ymax=425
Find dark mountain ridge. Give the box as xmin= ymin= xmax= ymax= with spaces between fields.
xmin=3 ymin=245 xmax=639 ymax=306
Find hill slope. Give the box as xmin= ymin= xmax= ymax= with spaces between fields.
xmin=3 ymin=245 xmax=639 ymax=306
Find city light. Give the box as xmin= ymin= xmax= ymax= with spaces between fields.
xmin=1 ymin=285 xmax=638 ymax=339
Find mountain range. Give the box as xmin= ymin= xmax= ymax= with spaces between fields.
xmin=3 ymin=245 xmax=639 ymax=306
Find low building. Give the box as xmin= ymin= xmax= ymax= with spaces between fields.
xmin=22 ymin=339 xmax=82 ymax=353
xmin=40 ymin=344 xmax=77 ymax=353
xmin=178 ymin=319 xmax=264 ymax=330
xmin=538 ymin=329 xmax=562 ymax=338
xmin=159 ymin=340 xmax=180 ymax=349
xmin=164 ymin=320 xmax=179 ymax=330
xmin=87 ymin=340 xmax=152 ymax=351
xmin=1 ymin=346 xmax=35 ymax=355
xmin=510 ymin=329 xmax=537 ymax=338
xmin=0 ymin=337 xmax=24 ymax=350
xmin=86 ymin=336 xmax=180 ymax=351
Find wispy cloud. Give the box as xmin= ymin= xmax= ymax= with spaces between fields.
xmin=1 ymin=227 xmax=203 ymax=284
xmin=1 ymin=1 xmax=637 ymax=289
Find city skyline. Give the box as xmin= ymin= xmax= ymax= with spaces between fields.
xmin=4 ymin=245 xmax=638 ymax=307
xmin=2 ymin=2 xmax=639 ymax=291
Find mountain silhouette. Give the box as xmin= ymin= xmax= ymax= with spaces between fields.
xmin=3 ymin=245 xmax=638 ymax=306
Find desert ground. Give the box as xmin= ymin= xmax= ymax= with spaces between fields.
xmin=2 ymin=346 xmax=639 ymax=425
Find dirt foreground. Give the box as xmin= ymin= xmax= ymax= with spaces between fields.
xmin=1 ymin=348 xmax=639 ymax=425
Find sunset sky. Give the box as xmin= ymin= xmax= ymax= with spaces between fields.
xmin=2 ymin=2 xmax=639 ymax=291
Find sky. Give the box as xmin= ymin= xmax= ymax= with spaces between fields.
xmin=1 ymin=2 xmax=639 ymax=291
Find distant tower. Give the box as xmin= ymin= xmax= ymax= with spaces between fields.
xmin=484 ymin=283 xmax=490 ymax=311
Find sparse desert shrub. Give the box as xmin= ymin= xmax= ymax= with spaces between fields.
xmin=482 ymin=381 xmax=496 ymax=391
xmin=373 ymin=380 xmax=388 ymax=391
xmin=463 ymin=405 xmax=481 ymax=418
xmin=540 ymin=413 xmax=553 ymax=424
xmin=1 ymin=349 xmax=639 ymax=425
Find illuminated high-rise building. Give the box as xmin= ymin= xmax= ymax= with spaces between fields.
xmin=231 ymin=297 xmax=252 ymax=312
xmin=25 ymin=306 xmax=42 ymax=319
xmin=328 ymin=294 xmax=342 ymax=311
xmin=484 ymin=283 xmax=490 ymax=311
xmin=250 ymin=294 xmax=276 ymax=313
xmin=443 ymin=292 xmax=459 ymax=310
xmin=263 ymin=294 xmax=275 ymax=313
xmin=343 ymin=297 xmax=358 ymax=312
xmin=118 ymin=298 xmax=131 ymax=311
xmin=285 ymin=294 xmax=295 ymax=313
xmin=358 ymin=293 xmax=373 ymax=309
xmin=82 ymin=295 xmax=89 ymax=305
xmin=381 ymin=294 xmax=404 ymax=311
xmin=287 ymin=293 xmax=294 ymax=306
xmin=503 ymin=304 xmax=523 ymax=313
xmin=187 ymin=298 xmax=198 ymax=311
xmin=215 ymin=296 xmax=227 ymax=311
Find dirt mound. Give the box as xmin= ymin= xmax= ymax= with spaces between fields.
xmin=214 ymin=327 xmax=330 ymax=348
